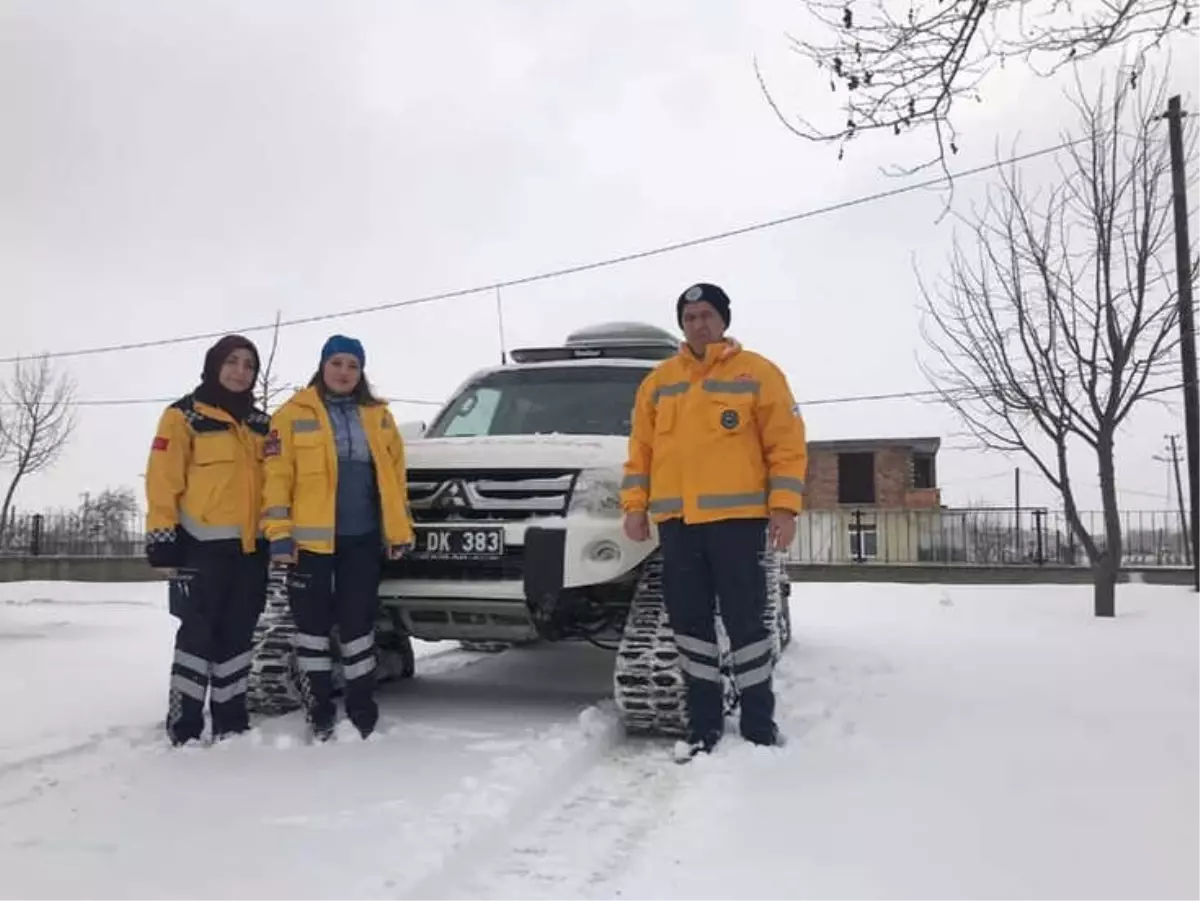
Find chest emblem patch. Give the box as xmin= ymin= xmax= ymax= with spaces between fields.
xmin=720 ymin=409 xmax=739 ymax=430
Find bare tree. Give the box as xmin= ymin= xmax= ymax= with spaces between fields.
xmin=79 ymin=487 xmax=140 ymax=547
xmin=0 ymin=355 xmax=77 ymax=541
xmin=759 ymin=0 xmax=1193 ymax=173
xmin=917 ymin=69 xmax=1195 ymax=617
xmin=256 ymin=310 xmax=291 ymax=413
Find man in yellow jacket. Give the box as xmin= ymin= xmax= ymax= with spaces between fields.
xmin=621 ymin=282 xmax=807 ymax=759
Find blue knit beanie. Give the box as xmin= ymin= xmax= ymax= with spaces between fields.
xmin=320 ymin=334 xmax=365 ymax=368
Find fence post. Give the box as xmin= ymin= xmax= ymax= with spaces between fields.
xmin=30 ymin=514 xmax=44 ymax=557
xmin=852 ymin=509 xmax=865 ymax=563
xmin=1033 ymin=509 xmax=1045 ymax=566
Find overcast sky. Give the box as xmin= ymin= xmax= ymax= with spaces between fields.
xmin=1 ymin=0 xmax=1196 ymax=518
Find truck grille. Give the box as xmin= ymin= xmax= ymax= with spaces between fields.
xmin=406 ymin=469 xmax=577 ymax=522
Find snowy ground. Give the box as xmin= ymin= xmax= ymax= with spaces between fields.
xmin=0 ymin=579 xmax=1195 ymax=900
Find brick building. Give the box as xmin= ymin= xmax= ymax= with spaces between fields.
xmin=795 ymin=436 xmax=944 ymax=563
xmin=804 ymin=436 xmax=942 ymax=511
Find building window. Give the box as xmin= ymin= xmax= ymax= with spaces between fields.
xmin=848 ymin=523 xmax=878 ymax=561
xmin=837 ymin=452 xmax=876 ymax=504
xmin=912 ymin=453 xmax=936 ymax=489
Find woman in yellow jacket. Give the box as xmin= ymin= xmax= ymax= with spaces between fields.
xmin=144 ymin=334 xmax=271 ymax=746
xmin=262 ymin=335 xmax=414 ymax=741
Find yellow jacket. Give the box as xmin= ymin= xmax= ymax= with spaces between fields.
xmin=261 ymin=386 xmax=414 ymax=554
xmin=620 ymin=339 xmax=808 ymax=525
xmin=144 ymin=395 xmax=271 ymax=553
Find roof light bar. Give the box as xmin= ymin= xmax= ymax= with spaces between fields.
xmin=509 ymin=321 xmax=679 ymax=364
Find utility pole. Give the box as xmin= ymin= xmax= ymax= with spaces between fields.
xmin=495 ymin=286 xmax=508 ymax=365
xmin=1014 ymin=467 xmax=1021 ymax=558
xmin=1165 ymin=95 xmax=1199 ymax=592
xmin=1167 ymin=435 xmax=1192 ymax=566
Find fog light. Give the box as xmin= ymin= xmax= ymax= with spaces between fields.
xmin=586 ymin=540 xmax=622 ymax=563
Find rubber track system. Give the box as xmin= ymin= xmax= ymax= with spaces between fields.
xmin=247 ymin=563 xmax=303 ymax=715
xmin=761 ymin=547 xmax=793 ymax=656
xmin=613 ymin=548 xmax=793 ymax=740
xmin=613 ymin=552 xmax=689 ymax=738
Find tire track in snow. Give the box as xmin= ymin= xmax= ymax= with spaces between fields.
xmin=395 ymin=703 xmax=628 ymax=900
xmin=0 ymin=722 xmax=162 ymax=781
xmin=0 ymin=723 xmax=164 ymax=812
xmin=451 ymin=737 xmax=689 ymax=899
xmin=425 ymin=639 xmax=891 ymax=899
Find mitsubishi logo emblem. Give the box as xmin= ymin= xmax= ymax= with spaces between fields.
xmin=434 ymin=480 xmax=470 ymax=510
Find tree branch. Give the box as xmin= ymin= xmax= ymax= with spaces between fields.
xmin=762 ymin=0 xmax=1194 ymax=173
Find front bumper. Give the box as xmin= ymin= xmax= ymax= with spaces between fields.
xmin=377 ymin=516 xmax=655 ymax=642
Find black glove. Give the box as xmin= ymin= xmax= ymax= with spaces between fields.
xmin=146 ymin=525 xmax=184 ymax=569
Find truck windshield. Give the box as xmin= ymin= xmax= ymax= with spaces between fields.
xmin=425 ymin=365 xmax=650 ymax=438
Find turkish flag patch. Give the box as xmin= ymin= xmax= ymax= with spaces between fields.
xmin=152 ymin=436 xmax=169 ymax=451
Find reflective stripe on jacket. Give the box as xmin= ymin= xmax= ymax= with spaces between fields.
xmin=620 ymin=339 xmax=808 ymax=525
xmin=261 ymin=386 xmax=414 ymax=554
xmin=144 ymin=395 xmax=271 ymax=552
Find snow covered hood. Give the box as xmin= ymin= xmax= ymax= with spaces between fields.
xmin=404 ymin=434 xmax=628 ymax=471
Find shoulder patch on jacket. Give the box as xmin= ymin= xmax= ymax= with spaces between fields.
xmin=169 ymin=394 xmax=195 ymax=413
xmin=152 ymin=436 xmax=169 ymax=452
xmin=171 ymin=394 xmax=231 ymax=433
xmin=246 ymin=411 xmax=271 ymax=436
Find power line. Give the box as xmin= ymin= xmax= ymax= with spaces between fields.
xmin=0 ymin=383 xmax=966 ymax=409
xmin=0 ymin=394 xmax=444 ymax=409
xmin=0 ymin=384 xmax=1006 ymax=411
xmin=0 ymin=137 xmax=1091 ymax=367
xmin=799 ymin=386 xmax=945 ymax=406
xmin=0 ymin=366 xmax=1183 ymax=412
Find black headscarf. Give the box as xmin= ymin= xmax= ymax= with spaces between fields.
xmin=193 ymin=334 xmax=261 ymax=421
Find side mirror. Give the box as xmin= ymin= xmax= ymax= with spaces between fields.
xmin=399 ymin=421 xmax=427 ymax=441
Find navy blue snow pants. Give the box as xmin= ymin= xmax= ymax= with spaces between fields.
xmin=659 ymin=517 xmax=776 ymax=745
xmin=167 ymin=538 xmax=268 ymax=744
xmin=287 ymin=532 xmax=383 ymax=735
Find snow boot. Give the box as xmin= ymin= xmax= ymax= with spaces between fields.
xmin=167 ymin=722 xmax=204 ymax=747
xmin=212 ymin=722 xmax=251 ymax=743
xmin=307 ymin=706 xmax=336 ymax=743
xmin=743 ymin=724 xmax=787 ymax=748
xmin=165 ymin=684 xmax=206 ymax=747
xmin=673 ymin=730 xmax=721 ymax=764
xmin=349 ymin=707 xmax=378 ymax=740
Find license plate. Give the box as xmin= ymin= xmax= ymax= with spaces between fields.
xmin=413 ymin=526 xmax=505 ymax=560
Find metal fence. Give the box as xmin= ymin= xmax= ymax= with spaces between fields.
xmin=0 ymin=505 xmax=1192 ymax=568
xmin=0 ymin=509 xmax=146 ymax=558
xmin=787 ymin=507 xmax=1193 ymax=568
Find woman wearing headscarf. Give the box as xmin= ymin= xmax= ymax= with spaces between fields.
xmin=144 ymin=334 xmax=271 ymax=746
xmin=262 ymin=335 xmax=413 ymax=741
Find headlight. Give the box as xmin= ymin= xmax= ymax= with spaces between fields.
xmin=568 ymin=468 xmax=623 ymax=518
